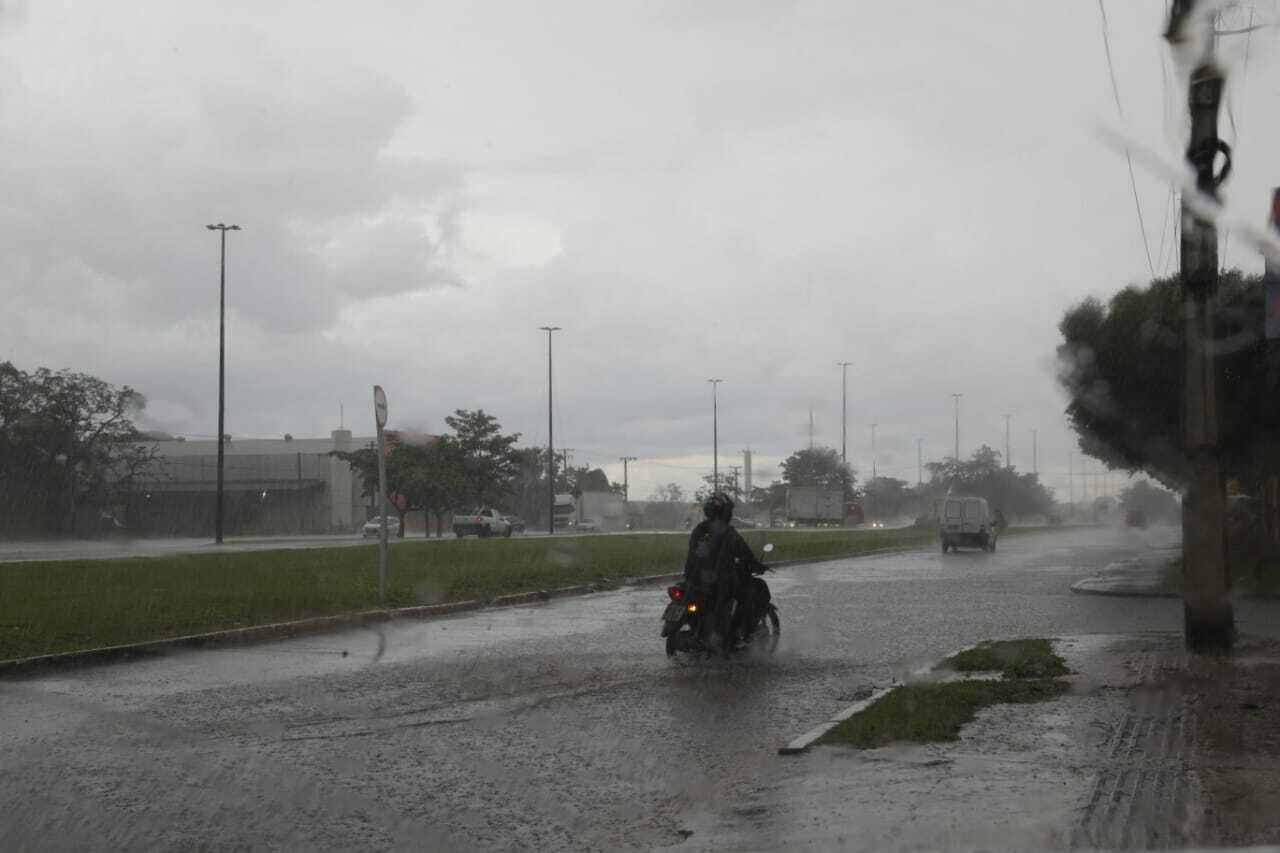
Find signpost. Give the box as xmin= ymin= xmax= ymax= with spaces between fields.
xmin=373 ymin=385 xmax=389 ymax=606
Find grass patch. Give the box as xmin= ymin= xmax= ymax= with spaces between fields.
xmin=819 ymin=678 xmax=1069 ymax=748
xmin=943 ymin=638 xmax=1069 ymax=679
xmin=0 ymin=527 xmax=937 ymax=660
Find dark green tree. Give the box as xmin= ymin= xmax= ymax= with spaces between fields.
xmin=1057 ymin=271 xmax=1279 ymax=493
xmin=781 ymin=445 xmax=856 ymax=493
xmin=0 ymin=362 xmax=155 ymax=537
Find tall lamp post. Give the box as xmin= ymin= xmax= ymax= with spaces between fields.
xmin=708 ymin=379 xmax=723 ymax=491
xmin=206 ymin=222 xmax=239 ymax=545
xmin=620 ymin=456 xmax=637 ymax=502
xmin=951 ymin=393 xmax=963 ymax=462
xmin=540 ymin=326 xmax=561 ymax=533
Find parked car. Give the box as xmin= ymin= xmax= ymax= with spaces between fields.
xmin=574 ymin=519 xmax=601 ymax=534
xmin=361 ymin=516 xmax=403 ymax=538
xmin=503 ymin=515 xmax=527 ymax=534
xmin=735 ymin=517 xmax=760 ymax=529
xmin=939 ymin=496 xmax=998 ymax=553
xmin=452 ymin=508 xmax=513 ymax=538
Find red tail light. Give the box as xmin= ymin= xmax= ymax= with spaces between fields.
xmin=667 ymin=586 xmax=683 ymax=601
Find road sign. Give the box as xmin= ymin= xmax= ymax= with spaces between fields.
xmin=373 ymin=385 xmax=388 ymax=428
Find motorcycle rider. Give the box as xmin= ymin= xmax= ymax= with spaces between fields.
xmin=683 ymin=491 xmax=768 ymax=651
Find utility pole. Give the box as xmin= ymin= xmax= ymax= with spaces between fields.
xmin=1168 ymin=0 xmax=1234 ymax=651
xmin=1032 ymin=429 xmax=1039 ymax=477
xmin=951 ymin=393 xmax=963 ymax=462
xmin=620 ymin=456 xmax=637 ymax=502
xmin=870 ymin=423 xmax=878 ymax=481
xmin=837 ymin=361 xmax=852 ymax=465
xmin=729 ymin=465 xmax=742 ymax=501
xmin=708 ymin=379 xmax=723 ymax=491
xmin=808 ymin=405 xmax=815 ymax=450
xmin=742 ymin=449 xmax=753 ymax=500
xmin=916 ymin=436 xmax=924 ymax=486
xmin=1004 ymin=414 xmax=1012 ymax=469
xmin=206 ymin=222 xmax=239 ymax=545
xmin=1069 ymin=452 xmax=1075 ymax=508
xmin=540 ymin=326 xmax=561 ymax=533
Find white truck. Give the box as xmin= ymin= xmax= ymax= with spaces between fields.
xmin=452 ymin=508 xmax=513 ymax=538
xmin=785 ymin=485 xmax=845 ymax=526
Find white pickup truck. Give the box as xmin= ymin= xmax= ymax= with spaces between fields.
xmin=452 ymin=508 xmax=513 ymax=538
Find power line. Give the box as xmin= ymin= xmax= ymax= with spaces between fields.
xmin=1097 ymin=0 xmax=1157 ymax=280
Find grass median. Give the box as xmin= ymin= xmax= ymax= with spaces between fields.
xmin=819 ymin=637 xmax=1071 ymax=749
xmin=0 ymin=527 xmax=939 ymax=661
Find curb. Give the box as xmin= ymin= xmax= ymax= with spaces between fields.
xmin=1069 ymin=579 xmax=1181 ymax=599
xmin=779 ymin=641 xmax=986 ymax=756
xmin=778 ymin=686 xmax=897 ymax=754
xmin=0 ymin=542 xmax=932 ymax=679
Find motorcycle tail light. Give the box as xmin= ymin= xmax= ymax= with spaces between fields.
xmin=687 ymin=603 xmax=697 ymax=613
xmin=668 ymin=586 xmax=683 ymax=601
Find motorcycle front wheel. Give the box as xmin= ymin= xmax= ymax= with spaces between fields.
xmin=754 ymin=607 xmax=781 ymax=654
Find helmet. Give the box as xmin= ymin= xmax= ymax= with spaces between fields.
xmin=702 ymin=491 xmax=735 ymax=521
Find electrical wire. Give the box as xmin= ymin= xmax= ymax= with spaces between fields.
xmin=1097 ymin=0 xmax=1158 ymax=280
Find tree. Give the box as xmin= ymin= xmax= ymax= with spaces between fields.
xmin=1120 ymin=480 xmax=1180 ymax=525
xmin=648 ymin=482 xmax=685 ymax=503
xmin=1058 ymin=272 xmax=1279 ymax=493
xmin=923 ymin=445 xmax=1053 ymax=520
xmin=863 ymin=476 xmax=917 ymax=520
xmin=781 ymin=446 xmax=856 ymax=493
xmin=0 ymin=362 xmax=155 ymax=537
xmin=444 ymin=409 xmax=521 ymax=509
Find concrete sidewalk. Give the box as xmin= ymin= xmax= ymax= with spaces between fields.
xmin=677 ymin=633 xmax=1280 ymax=851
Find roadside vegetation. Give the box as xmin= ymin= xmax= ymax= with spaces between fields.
xmin=0 ymin=526 xmax=963 ymax=661
xmin=820 ymin=637 xmax=1071 ymax=748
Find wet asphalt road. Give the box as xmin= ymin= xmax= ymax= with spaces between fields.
xmin=6 ymin=525 xmax=1264 ymax=851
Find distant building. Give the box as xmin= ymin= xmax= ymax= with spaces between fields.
xmin=126 ymin=430 xmax=375 ymax=536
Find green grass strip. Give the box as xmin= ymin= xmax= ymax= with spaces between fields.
xmin=0 ymin=527 xmax=941 ymax=660
xmin=943 ymin=638 xmax=1070 ymax=679
xmin=819 ymin=679 xmax=1069 ymax=748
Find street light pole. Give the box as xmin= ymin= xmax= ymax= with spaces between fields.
xmin=1032 ymin=428 xmax=1039 ymax=476
xmin=951 ymin=393 xmax=963 ymax=462
xmin=916 ymin=436 xmax=924 ymax=486
xmin=1004 ymin=413 xmax=1012 ymax=469
xmin=870 ymin=423 xmax=878 ymax=481
xmin=206 ymin=222 xmax=239 ymax=545
xmin=837 ymin=361 xmax=852 ymax=465
xmin=708 ymin=379 xmax=723 ymax=491
xmin=540 ymin=326 xmax=561 ymax=533
xmin=620 ymin=456 xmax=637 ymax=502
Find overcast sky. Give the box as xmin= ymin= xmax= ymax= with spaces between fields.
xmin=2 ymin=1 xmax=1277 ymax=500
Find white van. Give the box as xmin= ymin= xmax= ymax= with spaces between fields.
xmin=939 ymin=496 xmax=997 ymax=553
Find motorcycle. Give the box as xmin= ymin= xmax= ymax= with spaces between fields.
xmin=661 ymin=543 xmax=781 ymax=657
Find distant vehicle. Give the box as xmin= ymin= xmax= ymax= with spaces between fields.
xmin=574 ymin=519 xmax=601 ymax=534
xmin=735 ymin=517 xmax=760 ymax=529
xmin=504 ymin=515 xmax=527 ymax=534
xmin=868 ymin=520 xmax=885 ymax=529
xmin=785 ymin=485 xmax=845 ymax=525
xmin=552 ymin=493 xmax=577 ymax=530
xmin=1124 ymin=509 xmax=1148 ymax=529
xmin=452 ymin=508 xmax=513 ymax=538
xmin=362 ymin=516 xmax=403 ymax=538
xmin=939 ymin=496 xmax=997 ymax=553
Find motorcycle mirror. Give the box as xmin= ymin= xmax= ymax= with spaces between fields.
xmin=763 ymin=543 xmax=774 ymax=553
